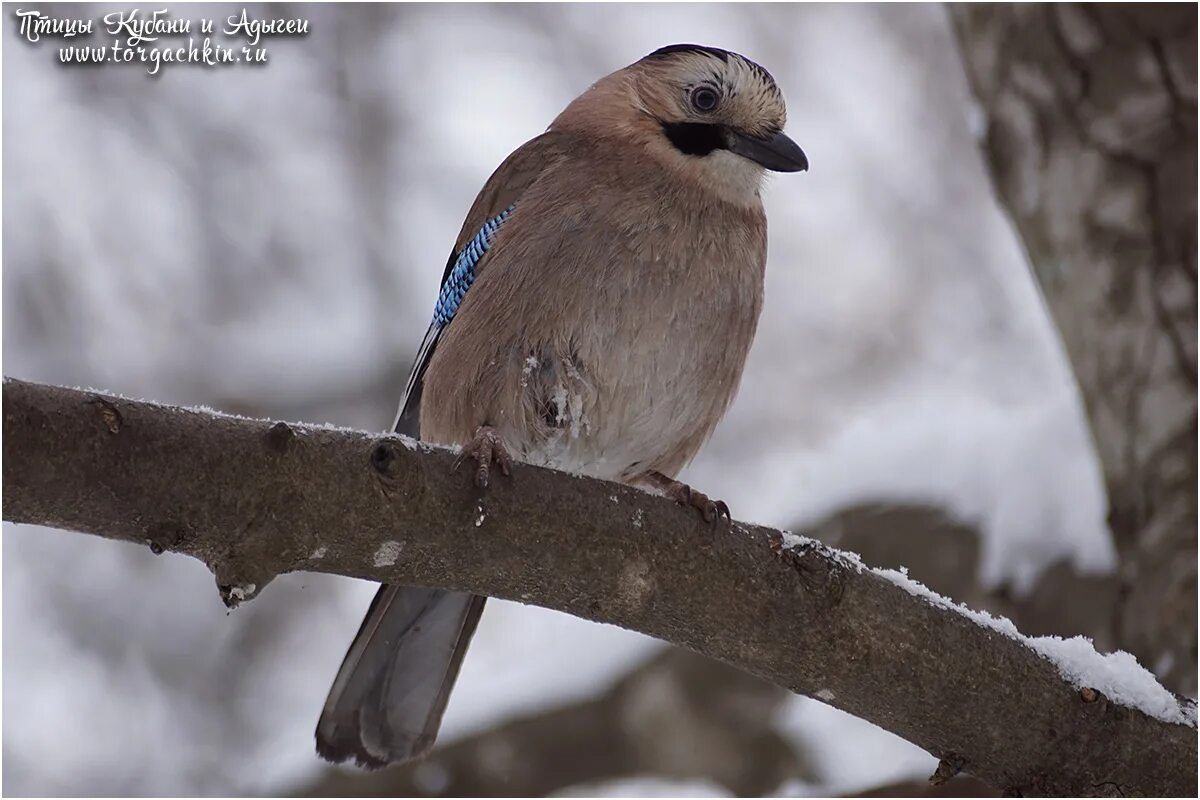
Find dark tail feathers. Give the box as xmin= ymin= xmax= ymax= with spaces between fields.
xmin=316 ymin=585 xmax=486 ymax=768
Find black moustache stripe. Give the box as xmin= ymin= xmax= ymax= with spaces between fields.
xmin=661 ymin=122 xmax=726 ymax=157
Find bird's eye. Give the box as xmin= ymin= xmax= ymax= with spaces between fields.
xmin=691 ymin=86 xmax=719 ymax=113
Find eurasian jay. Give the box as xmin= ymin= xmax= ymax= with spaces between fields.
xmin=316 ymin=43 xmax=807 ymax=768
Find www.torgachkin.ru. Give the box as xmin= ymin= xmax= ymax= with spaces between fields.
xmin=57 ymin=36 xmax=260 ymax=74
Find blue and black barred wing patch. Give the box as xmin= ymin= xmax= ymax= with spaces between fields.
xmin=392 ymin=206 xmax=515 ymax=433
xmin=433 ymin=206 xmax=513 ymax=327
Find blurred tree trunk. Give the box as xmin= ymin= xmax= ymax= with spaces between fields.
xmin=296 ymin=649 xmax=811 ymax=798
xmin=950 ymin=4 xmax=1197 ymax=694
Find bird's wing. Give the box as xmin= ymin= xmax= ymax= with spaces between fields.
xmin=392 ymin=131 xmax=573 ymax=436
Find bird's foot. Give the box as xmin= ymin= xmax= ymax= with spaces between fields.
xmin=644 ymin=471 xmax=730 ymax=523
xmin=454 ymin=425 xmax=513 ymax=488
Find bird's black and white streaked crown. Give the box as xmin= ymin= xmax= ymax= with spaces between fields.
xmin=642 ymin=43 xmax=782 ymax=100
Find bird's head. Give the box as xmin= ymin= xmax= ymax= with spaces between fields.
xmin=553 ymin=44 xmax=807 ymax=203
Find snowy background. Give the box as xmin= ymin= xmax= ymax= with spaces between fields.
xmin=3 ymin=3 xmax=1115 ymax=795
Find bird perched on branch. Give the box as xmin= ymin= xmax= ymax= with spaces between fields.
xmin=316 ymin=43 xmax=807 ymax=768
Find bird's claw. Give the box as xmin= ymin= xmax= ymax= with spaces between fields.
xmin=681 ymin=488 xmax=729 ymax=523
xmin=714 ymin=498 xmax=731 ymax=521
xmin=650 ymin=473 xmax=730 ymax=523
xmin=453 ymin=425 xmax=513 ymax=488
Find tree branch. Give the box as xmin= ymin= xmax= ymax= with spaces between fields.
xmin=3 ymin=378 xmax=1195 ymax=796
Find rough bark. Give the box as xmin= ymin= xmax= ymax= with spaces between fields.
xmin=854 ymin=775 xmax=998 ymax=798
xmin=950 ymin=3 xmax=1198 ymax=696
xmin=3 ymin=378 xmax=1195 ymax=796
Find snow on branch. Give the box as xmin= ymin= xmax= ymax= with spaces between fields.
xmin=2 ymin=377 xmax=1195 ymax=796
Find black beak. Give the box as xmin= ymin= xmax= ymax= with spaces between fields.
xmin=726 ymin=129 xmax=808 ymax=173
